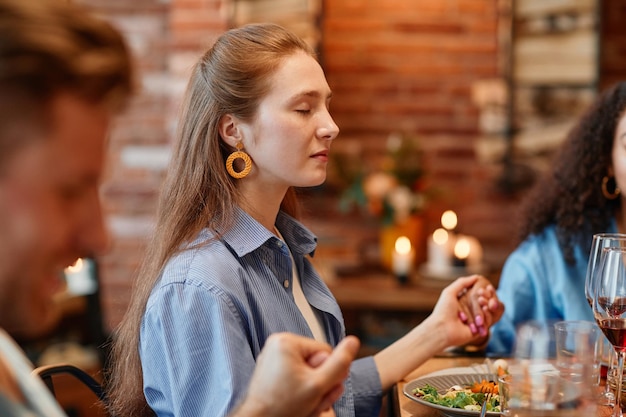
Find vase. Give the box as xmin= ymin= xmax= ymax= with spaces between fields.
xmin=379 ymin=214 xmax=425 ymax=271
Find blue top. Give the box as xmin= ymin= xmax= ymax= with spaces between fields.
xmin=486 ymin=223 xmax=614 ymax=355
xmin=140 ymin=208 xmax=382 ymax=417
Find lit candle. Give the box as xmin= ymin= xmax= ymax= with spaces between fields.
xmin=392 ymin=236 xmax=415 ymax=283
xmin=427 ymin=228 xmax=452 ymax=273
xmin=453 ymin=236 xmax=471 ymax=267
xmin=465 ymin=235 xmax=483 ymax=270
xmin=64 ymin=258 xmax=96 ymax=295
xmin=441 ymin=210 xmax=458 ymax=231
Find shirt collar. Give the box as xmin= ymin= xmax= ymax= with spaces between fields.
xmin=219 ymin=207 xmax=317 ymax=258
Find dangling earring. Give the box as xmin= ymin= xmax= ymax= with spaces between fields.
xmin=602 ymin=175 xmax=621 ymax=200
xmin=225 ymin=142 xmax=252 ymax=179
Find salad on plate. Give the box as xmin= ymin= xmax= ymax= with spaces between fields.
xmin=412 ymin=378 xmax=501 ymax=413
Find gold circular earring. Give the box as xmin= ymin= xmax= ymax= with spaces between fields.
xmin=225 ymin=142 xmax=252 ymax=179
xmin=602 ymin=175 xmax=621 ymax=200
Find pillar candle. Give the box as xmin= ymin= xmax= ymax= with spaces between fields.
xmin=427 ymin=228 xmax=452 ymax=273
xmin=392 ymin=236 xmax=415 ymax=278
xmin=453 ymin=236 xmax=471 ymax=267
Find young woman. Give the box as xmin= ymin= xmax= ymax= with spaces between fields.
xmin=107 ymin=23 xmax=503 ymax=417
xmin=485 ymin=82 xmax=626 ymax=355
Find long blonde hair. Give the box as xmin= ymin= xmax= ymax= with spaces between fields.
xmin=106 ymin=23 xmax=313 ymax=417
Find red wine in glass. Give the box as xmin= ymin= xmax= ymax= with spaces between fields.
xmin=592 ymin=244 xmax=626 ymax=416
xmin=599 ymin=318 xmax=626 ymax=351
xmin=598 ymin=296 xmax=626 ymax=317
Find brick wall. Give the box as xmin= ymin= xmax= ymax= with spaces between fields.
xmin=77 ymin=0 xmax=229 ymax=328
xmin=76 ymin=0 xmax=624 ymax=331
xmin=601 ymin=0 xmax=626 ymax=89
xmin=315 ymin=0 xmax=524 ymax=271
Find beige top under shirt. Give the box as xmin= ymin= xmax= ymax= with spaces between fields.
xmin=275 ymin=228 xmax=327 ymax=343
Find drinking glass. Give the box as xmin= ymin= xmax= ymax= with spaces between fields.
xmin=504 ymin=321 xmax=557 ymax=414
xmin=585 ymin=233 xmax=626 ymax=406
xmin=593 ymin=246 xmax=626 ymax=417
xmin=554 ymin=320 xmax=600 ymax=385
xmin=500 ymin=321 xmax=597 ymax=416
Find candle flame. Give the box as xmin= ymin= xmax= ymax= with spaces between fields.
xmin=395 ymin=236 xmax=412 ymax=255
xmin=454 ymin=237 xmax=470 ymax=259
xmin=441 ymin=210 xmax=457 ymax=230
xmin=432 ymin=228 xmax=449 ymax=245
xmin=65 ymin=258 xmax=84 ymax=273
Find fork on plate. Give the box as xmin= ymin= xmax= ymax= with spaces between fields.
xmin=479 ymin=387 xmax=493 ymax=417
xmin=471 ymin=359 xmax=497 ymax=417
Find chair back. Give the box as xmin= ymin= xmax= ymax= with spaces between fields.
xmin=33 ymin=363 xmax=111 ymax=417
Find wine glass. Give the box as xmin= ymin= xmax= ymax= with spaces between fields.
xmin=593 ymin=246 xmax=626 ymax=417
xmin=585 ymin=233 xmax=626 ymax=406
xmin=585 ymin=233 xmax=626 ymax=307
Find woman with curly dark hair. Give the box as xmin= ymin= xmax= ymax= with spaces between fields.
xmin=486 ymin=81 xmax=626 ymax=354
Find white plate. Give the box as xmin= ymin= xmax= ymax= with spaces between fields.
xmin=403 ymin=372 xmax=501 ymax=417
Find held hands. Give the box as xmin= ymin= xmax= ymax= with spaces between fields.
xmin=430 ymin=275 xmax=504 ymax=348
xmin=234 ymin=333 xmax=360 ymax=417
xmin=457 ymin=275 xmax=503 ymax=337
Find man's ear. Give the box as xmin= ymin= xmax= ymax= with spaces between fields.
xmin=218 ymin=114 xmax=241 ymax=147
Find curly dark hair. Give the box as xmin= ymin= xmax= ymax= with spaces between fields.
xmin=518 ymin=81 xmax=626 ymax=264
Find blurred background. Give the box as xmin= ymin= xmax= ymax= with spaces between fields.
xmin=32 ymin=0 xmax=626 ymax=378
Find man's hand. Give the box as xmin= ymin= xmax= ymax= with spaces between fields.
xmin=232 ymin=333 xmax=360 ymax=417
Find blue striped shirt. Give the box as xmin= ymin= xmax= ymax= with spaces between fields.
xmin=140 ymin=208 xmax=382 ymax=417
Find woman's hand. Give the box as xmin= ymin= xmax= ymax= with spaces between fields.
xmin=373 ymin=275 xmax=503 ymax=390
xmin=429 ymin=276 xmax=504 ymax=348
xmin=456 ymin=275 xmax=504 ymax=345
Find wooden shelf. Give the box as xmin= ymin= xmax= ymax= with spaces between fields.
xmin=327 ymin=274 xmax=444 ymax=313
xmin=326 ymin=268 xmax=457 ymax=355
